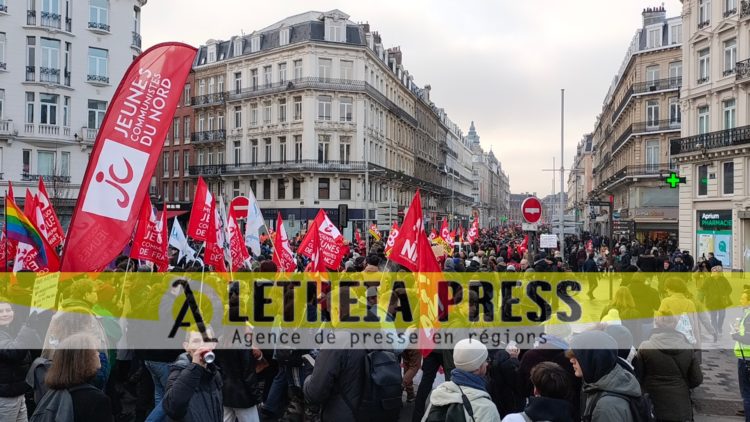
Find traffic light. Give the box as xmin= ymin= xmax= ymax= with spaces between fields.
xmin=338 ymin=204 xmax=348 ymax=228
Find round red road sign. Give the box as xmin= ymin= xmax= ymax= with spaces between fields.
xmin=521 ymin=196 xmax=542 ymax=224
xmin=229 ymin=196 xmax=250 ymax=219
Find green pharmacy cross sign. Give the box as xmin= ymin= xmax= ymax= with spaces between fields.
xmin=665 ymin=172 xmax=686 ymax=188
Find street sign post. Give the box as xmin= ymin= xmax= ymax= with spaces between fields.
xmin=521 ymin=196 xmax=542 ymax=224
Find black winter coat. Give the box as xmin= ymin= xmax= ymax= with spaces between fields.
xmin=215 ymin=348 xmax=259 ymax=409
xmin=70 ymin=383 xmax=114 ymax=422
xmin=303 ymin=346 xmax=367 ymax=420
xmin=162 ymin=353 xmax=223 ymax=422
xmin=0 ymin=324 xmax=38 ymax=397
xmin=488 ymin=349 xmax=523 ymax=417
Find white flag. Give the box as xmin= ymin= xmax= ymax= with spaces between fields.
xmin=169 ymin=219 xmax=196 ymax=263
xmin=244 ymin=189 xmax=264 ymax=256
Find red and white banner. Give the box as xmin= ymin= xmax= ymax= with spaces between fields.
xmin=298 ymin=210 xmax=345 ymax=270
xmin=187 ymin=176 xmax=214 ymax=241
xmin=389 ymin=191 xmax=441 ymax=274
xmin=428 ymin=228 xmax=437 ymax=243
xmin=204 ymin=204 xmax=227 ymax=272
xmin=228 ymin=208 xmax=249 ymax=271
xmin=130 ymin=199 xmax=169 ymax=271
xmin=37 ymin=177 xmax=65 ymax=248
xmin=60 ymin=43 xmax=197 ymax=272
xmin=440 ymin=218 xmax=452 ymax=246
xmin=384 ymin=222 xmax=399 ymax=257
xmin=467 ymin=219 xmax=479 ymax=244
xmin=272 ymin=212 xmax=296 ymax=272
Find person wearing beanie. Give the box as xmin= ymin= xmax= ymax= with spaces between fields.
xmin=566 ymin=331 xmax=642 ymax=422
xmin=421 ymin=339 xmax=501 ymax=422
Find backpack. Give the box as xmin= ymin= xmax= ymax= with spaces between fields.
xmin=29 ymin=384 xmax=97 ymax=422
xmin=342 ymin=350 xmax=403 ymax=421
xmin=424 ymin=384 xmax=475 ymax=422
xmin=585 ymin=391 xmax=656 ymax=422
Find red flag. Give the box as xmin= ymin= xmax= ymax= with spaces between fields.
xmin=299 ymin=210 xmax=345 ymax=270
xmin=23 ymin=189 xmax=36 ymax=220
xmin=1 ymin=184 xmax=17 ymax=271
xmin=389 ymin=190 xmax=441 ymax=273
xmin=300 ymin=218 xmax=326 ymax=273
xmin=204 ymin=203 xmax=227 ymax=272
xmin=187 ymin=177 xmax=214 ymax=241
xmin=354 ymin=227 xmax=362 ymax=245
xmin=384 ymin=222 xmax=400 ymax=256
xmin=517 ymin=235 xmax=529 ymax=255
xmin=428 ymin=228 xmax=437 ymax=243
xmin=60 ymin=43 xmax=197 ymax=272
xmin=440 ymin=218 xmax=451 ymax=245
xmin=272 ymin=212 xmax=296 ymax=272
xmin=227 ymin=208 xmax=249 ymax=271
xmin=130 ymin=200 xmax=169 ymax=271
xmin=8 ymin=181 xmax=14 ymax=204
xmin=37 ymin=177 xmax=65 ymax=248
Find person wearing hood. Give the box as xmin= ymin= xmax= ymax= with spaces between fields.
xmin=422 ymin=339 xmax=501 ymax=422
xmin=566 ymin=330 xmax=642 ymax=422
xmin=636 ymin=312 xmax=703 ymax=422
xmin=502 ymin=362 xmax=573 ymax=422
xmin=604 ymin=325 xmax=637 ymax=377
xmin=444 ymin=258 xmax=456 ymax=272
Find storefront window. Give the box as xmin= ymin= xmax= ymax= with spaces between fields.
xmin=697 ymin=210 xmax=732 ymax=269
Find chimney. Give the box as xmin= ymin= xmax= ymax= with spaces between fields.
xmin=642 ymin=5 xmax=666 ymax=27
xmin=424 ymin=84 xmax=431 ymax=102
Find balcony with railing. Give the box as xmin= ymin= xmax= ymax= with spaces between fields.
xmin=227 ymin=77 xmax=418 ymax=127
xmin=189 ymin=159 xmax=370 ymax=177
xmin=633 ymin=77 xmax=682 ymax=94
xmin=40 ymin=11 xmax=61 ymax=29
xmin=0 ymin=120 xmax=13 ymax=136
xmin=611 ymin=125 xmax=633 ymax=154
xmin=88 ymin=21 xmax=110 ymax=33
xmin=21 ymin=173 xmax=70 ymax=183
xmin=0 ymin=3 xmax=7 ymax=13
xmin=190 ymin=129 xmax=226 ymax=144
xmin=671 ymin=125 xmax=750 ymax=155
xmin=595 ymin=163 xmax=676 ymax=192
xmin=87 ymin=74 xmax=109 ymax=85
xmin=698 ymin=19 xmax=710 ymax=29
xmin=79 ymin=127 xmax=97 ymax=142
xmin=132 ymin=32 xmax=142 ymax=49
xmin=632 ymin=118 xmax=681 ymax=134
xmin=24 ymin=123 xmax=71 ymax=138
xmin=0 ymin=62 xmax=5 ymax=71
xmin=737 ymin=58 xmax=750 ymax=82
xmin=27 ymin=9 xmax=36 ymax=25
xmin=40 ymin=67 xmax=60 ymax=84
xmin=191 ymin=92 xmax=227 ymax=107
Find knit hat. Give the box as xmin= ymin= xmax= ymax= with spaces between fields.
xmin=453 ymin=339 xmax=488 ymax=372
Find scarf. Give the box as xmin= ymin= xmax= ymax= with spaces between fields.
xmin=450 ymin=368 xmax=487 ymax=392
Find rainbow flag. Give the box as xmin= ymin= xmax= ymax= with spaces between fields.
xmin=5 ymin=198 xmax=47 ymax=264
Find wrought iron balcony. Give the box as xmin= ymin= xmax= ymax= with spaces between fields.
xmin=0 ymin=62 xmax=6 ymax=71
xmin=671 ymin=125 xmax=750 ymax=155
xmin=25 ymin=66 xmax=35 ymax=82
xmin=21 ymin=173 xmax=70 ymax=183
xmin=595 ymin=163 xmax=676 ymax=192
xmin=40 ymin=67 xmax=60 ymax=84
xmin=65 ymin=16 xmax=71 ymax=32
xmin=190 ymin=129 xmax=226 ymax=144
xmin=697 ymin=76 xmax=710 ymax=84
xmin=737 ymin=58 xmax=750 ymax=81
xmin=189 ymin=160 xmax=369 ymax=177
xmin=40 ymin=11 xmax=61 ymax=29
xmin=612 ymin=86 xmax=634 ymax=121
xmin=191 ymin=92 xmax=227 ymax=107
xmin=698 ymin=20 xmax=710 ymax=29
xmin=132 ymin=32 xmax=142 ymax=49
xmin=26 ymin=9 xmax=36 ymax=25
xmin=64 ymin=70 xmax=70 ymax=86
xmin=611 ymin=125 xmax=633 ymax=154
xmin=87 ymin=74 xmax=110 ymax=84
xmin=724 ymin=68 xmax=736 ymax=76
xmin=227 ymin=77 xmax=418 ymax=127
xmin=725 ymin=8 xmax=738 ymax=17
xmin=742 ymin=0 xmax=750 ymax=18
xmin=632 ymin=118 xmax=681 ymax=134
xmin=88 ymin=21 xmax=110 ymax=32
xmin=0 ymin=4 xmax=7 ymax=13
xmin=632 ymin=77 xmax=682 ymax=94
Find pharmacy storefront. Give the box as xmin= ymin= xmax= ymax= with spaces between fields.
xmin=696 ymin=210 xmax=732 ymax=268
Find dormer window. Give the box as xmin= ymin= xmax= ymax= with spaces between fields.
xmin=280 ymin=28 xmax=290 ymax=46
xmin=646 ymin=25 xmax=662 ymax=49
xmin=325 ymin=21 xmax=343 ymax=42
xmin=207 ymin=45 xmax=216 ymax=63
xmin=251 ymin=36 xmax=260 ymax=53
xmin=233 ymin=39 xmax=242 ymax=56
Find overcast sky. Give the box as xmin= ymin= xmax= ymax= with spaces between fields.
xmin=142 ymin=0 xmax=683 ymax=197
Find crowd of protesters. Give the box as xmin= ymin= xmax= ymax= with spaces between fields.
xmin=0 ymin=225 xmax=748 ymax=421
